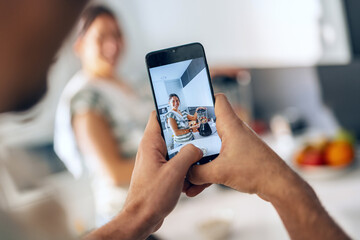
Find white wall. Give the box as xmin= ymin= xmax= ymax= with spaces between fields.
xmin=153 ymin=78 xmax=188 ymax=111
xmin=164 ymin=79 xmax=188 ymax=111
xmin=183 ymin=69 xmax=213 ymax=107
xmin=153 ymin=81 xmax=168 ymax=107
xmin=134 ymin=0 xmax=350 ymax=67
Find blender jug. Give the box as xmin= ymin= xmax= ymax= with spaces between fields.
xmin=197 ymin=108 xmax=212 ymax=136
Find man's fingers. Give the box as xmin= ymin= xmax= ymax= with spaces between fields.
xmin=187 ymin=159 xmax=218 ymax=185
xmin=182 ymin=179 xmax=191 ymax=193
xmin=185 ymin=183 xmax=211 ymax=197
xmin=182 ymin=179 xmax=211 ymax=196
xmin=169 ymin=144 xmax=203 ymax=176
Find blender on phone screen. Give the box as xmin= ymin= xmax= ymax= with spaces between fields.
xmin=197 ymin=108 xmax=212 ymax=137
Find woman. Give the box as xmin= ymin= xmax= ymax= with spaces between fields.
xmin=166 ymin=94 xmax=204 ymax=146
xmin=54 ymin=5 xmax=149 ymax=225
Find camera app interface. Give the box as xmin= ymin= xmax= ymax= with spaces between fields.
xmin=149 ymin=57 xmax=221 ymax=160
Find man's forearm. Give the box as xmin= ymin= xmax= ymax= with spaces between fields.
xmin=84 ymin=207 xmax=152 ymax=240
xmin=267 ymin=168 xmax=350 ymax=240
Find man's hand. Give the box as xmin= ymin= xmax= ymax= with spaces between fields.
xmin=123 ymin=111 xmax=209 ymax=237
xmin=188 ymin=94 xmax=350 ymax=240
xmin=86 ymin=111 xmax=209 ymax=240
xmin=188 ymin=93 xmax=289 ymax=199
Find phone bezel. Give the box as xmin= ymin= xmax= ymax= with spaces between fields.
xmin=146 ymin=42 xmax=219 ymax=164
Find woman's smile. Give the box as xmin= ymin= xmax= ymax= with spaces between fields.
xmin=170 ymin=97 xmax=180 ymax=110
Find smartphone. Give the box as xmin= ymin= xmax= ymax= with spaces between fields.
xmin=146 ymin=42 xmax=221 ymax=164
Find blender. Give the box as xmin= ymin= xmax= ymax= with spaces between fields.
xmin=197 ymin=108 xmax=212 ymax=136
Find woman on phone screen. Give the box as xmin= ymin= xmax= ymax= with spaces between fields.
xmin=166 ymin=93 xmax=205 ymax=147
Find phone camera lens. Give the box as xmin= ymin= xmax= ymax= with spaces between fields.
xmin=172 ymin=49 xmax=176 ymax=53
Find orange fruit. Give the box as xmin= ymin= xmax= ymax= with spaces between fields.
xmin=324 ymin=141 xmax=354 ymax=166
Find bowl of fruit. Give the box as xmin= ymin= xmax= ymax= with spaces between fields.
xmin=293 ymin=129 xmax=356 ymax=178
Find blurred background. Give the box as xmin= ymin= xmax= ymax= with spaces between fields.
xmin=0 ymin=0 xmax=360 ymax=239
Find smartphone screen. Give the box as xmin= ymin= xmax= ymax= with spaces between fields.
xmin=146 ymin=43 xmax=221 ymax=164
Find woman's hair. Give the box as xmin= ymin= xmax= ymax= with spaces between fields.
xmin=78 ymin=5 xmax=117 ymax=36
xmin=169 ymin=93 xmax=180 ymax=102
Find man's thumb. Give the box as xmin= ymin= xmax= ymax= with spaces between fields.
xmin=169 ymin=144 xmax=203 ymax=176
